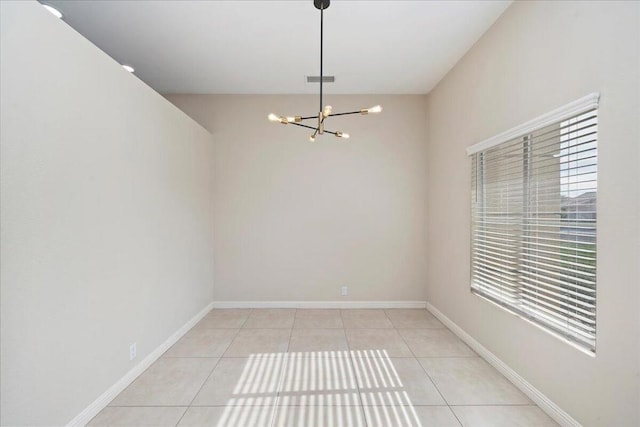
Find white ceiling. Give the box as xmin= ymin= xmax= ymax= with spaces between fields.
xmin=46 ymin=0 xmax=511 ymax=95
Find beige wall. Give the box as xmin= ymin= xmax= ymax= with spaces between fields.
xmin=0 ymin=2 xmax=214 ymax=425
xmin=166 ymin=94 xmax=428 ymax=303
xmin=425 ymin=1 xmax=639 ymax=425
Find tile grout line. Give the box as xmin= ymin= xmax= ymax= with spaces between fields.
xmin=268 ymin=309 xmax=296 ymax=427
xmin=392 ymin=309 xmax=465 ymax=426
xmin=240 ymin=308 xmax=254 ymax=329
xmin=174 ymin=308 xmax=250 ymax=426
xmin=448 ymin=406 xmax=465 ymax=427
xmin=342 ymin=308 xmax=369 ymax=427
xmin=245 ymin=307 xmax=281 ymax=427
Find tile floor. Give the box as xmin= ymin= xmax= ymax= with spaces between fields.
xmin=90 ymin=309 xmax=558 ymax=426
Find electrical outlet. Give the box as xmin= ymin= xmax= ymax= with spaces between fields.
xmin=129 ymin=343 xmax=137 ymax=361
xmin=341 ymin=286 xmax=348 ymax=296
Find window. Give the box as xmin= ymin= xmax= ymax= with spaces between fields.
xmin=468 ymin=94 xmax=599 ymax=352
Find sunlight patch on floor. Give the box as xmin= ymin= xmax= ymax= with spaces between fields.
xmin=214 ymin=349 xmax=424 ymax=427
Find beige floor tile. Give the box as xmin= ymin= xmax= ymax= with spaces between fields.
xmin=223 ymin=328 xmax=291 ymax=357
xmin=109 ymin=358 xmax=218 ymax=406
xmin=399 ymin=329 xmax=476 ymax=357
xmin=272 ymin=405 xmax=367 ymax=427
xmin=88 ymin=407 xmax=187 ymax=426
xmin=346 ymin=329 xmax=413 ymax=357
xmin=419 ymin=358 xmax=532 ymax=405
xmin=196 ymin=309 xmax=252 ymax=329
xmin=385 ymin=309 xmax=445 ymax=329
xmin=178 ymin=405 xmax=276 ymax=427
xmin=243 ymin=309 xmax=296 ymax=329
xmin=288 ymin=329 xmax=348 ymax=353
xmin=294 ymin=309 xmax=344 ymax=329
xmin=353 ymin=356 xmax=445 ymax=406
xmin=164 ymin=328 xmax=239 ymax=358
xmin=278 ymin=352 xmax=360 ymax=406
xmin=363 ymin=405 xmax=461 ymax=427
xmin=451 ymin=405 xmax=558 ymax=426
xmin=341 ymin=309 xmax=393 ymax=329
xmin=192 ymin=356 xmax=286 ymax=406
xmin=97 ymin=307 xmax=556 ymax=427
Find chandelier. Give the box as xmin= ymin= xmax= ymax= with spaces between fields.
xmin=268 ymin=0 xmax=382 ymax=141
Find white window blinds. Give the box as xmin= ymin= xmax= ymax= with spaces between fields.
xmin=470 ymin=96 xmax=598 ymax=352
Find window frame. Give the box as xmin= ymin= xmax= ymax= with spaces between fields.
xmin=467 ymin=93 xmax=600 ymax=354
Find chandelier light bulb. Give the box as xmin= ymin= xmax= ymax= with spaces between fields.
xmin=309 ymin=135 xmax=316 ymax=142
xmin=365 ymin=105 xmax=383 ymax=114
xmin=336 ymin=131 xmax=350 ymax=139
xmin=268 ymin=113 xmax=280 ymax=122
xmin=323 ymin=105 xmax=333 ymax=117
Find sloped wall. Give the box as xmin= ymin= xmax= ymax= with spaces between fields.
xmin=0 ymin=2 xmax=215 ymax=425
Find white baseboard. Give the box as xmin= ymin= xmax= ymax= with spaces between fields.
xmin=211 ymin=300 xmax=426 ymax=309
xmin=425 ymin=302 xmax=581 ymax=427
xmin=67 ymin=302 xmax=214 ymax=427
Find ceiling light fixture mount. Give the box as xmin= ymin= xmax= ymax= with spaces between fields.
xmin=268 ymin=0 xmax=382 ymax=141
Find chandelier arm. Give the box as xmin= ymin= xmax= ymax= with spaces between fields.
xmin=289 ymin=122 xmax=320 ymax=131
xmin=300 ymin=115 xmax=319 ymax=121
xmin=326 ymin=110 xmax=362 ymax=117
xmin=282 ymin=120 xmax=341 ymax=138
